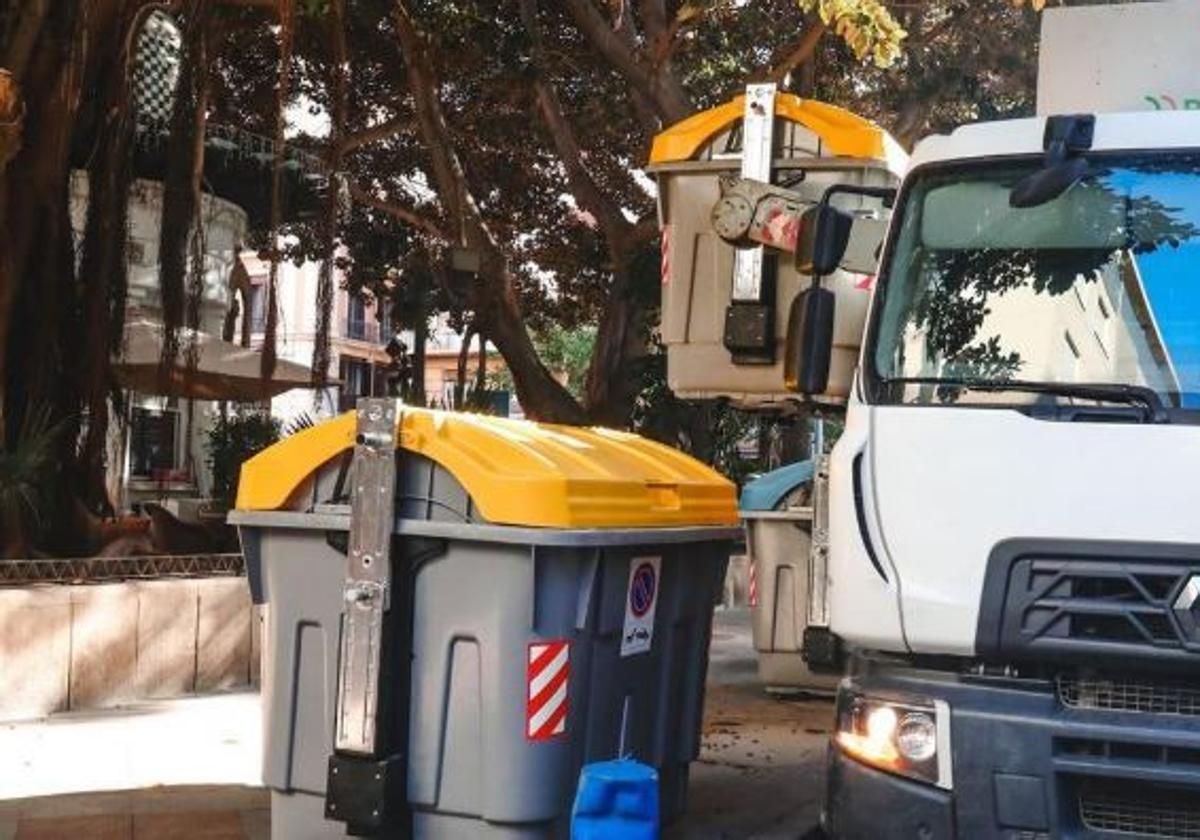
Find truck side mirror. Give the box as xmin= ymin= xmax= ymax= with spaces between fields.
xmin=785 ymin=286 xmax=835 ymax=394
xmin=798 ymin=205 xmax=854 ymax=276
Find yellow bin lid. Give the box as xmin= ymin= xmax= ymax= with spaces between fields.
xmin=236 ymin=408 xmax=738 ymax=529
xmin=648 ymin=93 xmax=905 ymax=169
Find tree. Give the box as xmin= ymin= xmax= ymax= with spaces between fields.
xmin=0 ymin=0 xmax=1052 ymax=555
xmin=0 ymin=3 xmax=162 ymax=550
xmin=0 ymin=1 xmax=295 ymax=553
xmin=292 ymin=0 xmax=916 ymax=427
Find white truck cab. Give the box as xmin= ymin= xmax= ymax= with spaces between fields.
xmin=823 ymin=99 xmax=1200 ymax=840
xmin=647 ymin=3 xmax=1200 ymax=834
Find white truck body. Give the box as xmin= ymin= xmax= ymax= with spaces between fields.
xmin=830 ymin=111 xmax=1200 ymax=654
xmin=822 ymin=7 xmax=1200 ymax=836
xmin=1038 ymin=0 xmax=1200 ymax=115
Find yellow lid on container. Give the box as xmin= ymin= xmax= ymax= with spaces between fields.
xmin=235 ymin=408 xmax=737 ymax=529
xmin=648 ymin=94 xmax=903 ymax=167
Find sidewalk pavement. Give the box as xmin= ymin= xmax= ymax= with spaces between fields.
xmin=0 ymin=692 xmax=264 ymax=839
xmin=0 ymin=609 xmax=831 ymax=839
xmin=0 ymin=786 xmax=268 ymax=840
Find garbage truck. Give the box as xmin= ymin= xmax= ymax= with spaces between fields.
xmin=653 ymin=1 xmax=1200 ymax=836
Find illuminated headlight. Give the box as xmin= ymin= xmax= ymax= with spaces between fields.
xmin=835 ymin=692 xmax=953 ymax=789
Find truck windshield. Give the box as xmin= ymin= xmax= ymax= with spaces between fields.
xmin=870 ymin=153 xmax=1200 ymax=410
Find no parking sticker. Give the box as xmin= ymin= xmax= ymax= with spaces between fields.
xmin=621 ymin=556 xmax=661 ymax=657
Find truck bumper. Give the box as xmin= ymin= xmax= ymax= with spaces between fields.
xmin=824 ymin=659 xmax=1200 ymax=839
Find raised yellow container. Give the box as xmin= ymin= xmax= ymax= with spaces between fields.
xmin=236 ymin=407 xmax=737 ymax=529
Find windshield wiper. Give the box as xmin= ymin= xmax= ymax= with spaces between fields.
xmin=884 ymin=376 xmax=1170 ymax=423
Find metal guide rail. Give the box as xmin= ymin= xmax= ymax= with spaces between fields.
xmin=808 ymin=454 xmax=831 ymax=629
xmin=731 ymin=83 xmax=776 ymax=303
xmin=326 ymin=398 xmax=410 ymax=836
xmin=723 ymin=83 xmax=780 ymax=365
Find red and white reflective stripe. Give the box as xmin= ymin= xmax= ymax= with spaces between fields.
xmin=660 ymin=224 xmax=672 ymax=286
xmin=748 ymin=561 xmax=758 ymax=608
xmin=526 ymin=640 xmax=569 ymax=741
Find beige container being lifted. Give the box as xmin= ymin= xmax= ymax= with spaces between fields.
xmin=648 ymin=95 xmax=907 ymax=408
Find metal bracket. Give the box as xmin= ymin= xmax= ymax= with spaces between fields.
xmin=334 ymin=398 xmax=401 ymax=756
xmin=807 ymin=453 xmax=831 ymax=628
xmin=731 ymin=83 xmax=777 ymax=302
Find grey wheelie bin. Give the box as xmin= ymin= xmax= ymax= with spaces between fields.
xmin=742 ymin=461 xmax=839 ymax=694
xmin=230 ymin=401 xmax=739 ymax=839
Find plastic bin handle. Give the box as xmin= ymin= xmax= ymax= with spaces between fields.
xmin=645 ymin=482 xmax=681 ymax=511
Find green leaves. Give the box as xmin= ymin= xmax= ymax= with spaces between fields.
xmin=0 ymin=405 xmax=67 ymax=544
xmin=798 ymin=0 xmax=907 ymax=67
xmin=204 ymin=411 xmax=281 ymax=508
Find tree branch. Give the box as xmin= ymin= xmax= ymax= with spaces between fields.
xmin=392 ymin=0 xmax=585 ymax=422
xmin=392 ymin=0 xmax=478 ymax=240
xmin=637 ymin=0 xmax=668 ymax=40
xmin=338 ymin=112 xmax=412 ymax=154
xmin=561 ymin=0 xmax=692 ymax=123
xmin=312 ymin=0 xmax=349 ymax=388
xmin=519 ymin=0 xmax=632 ymax=244
xmin=348 ymin=179 xmax=446 ymax=240
xmin=763 ymin=18 xmax=827 ymax=84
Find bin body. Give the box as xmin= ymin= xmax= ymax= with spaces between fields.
xmin=741 ymin=464 xmax=838 ymax=693
xmin=234 ymin=412 xmax=736 ymax=840
xmin=648 ymin=96 xmax=906 ymax=408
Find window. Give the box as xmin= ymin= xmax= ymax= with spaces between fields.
xmin=347 ymin=295 xmax=369 ymax=341
xmin=249 ymin=284 xmax=267 ymax=332
xmin=377 ymin=299 xmax=393 ymax=344
xmin=130 ymin=406 xmax=179 ymax=480
xmin=338 ymin=357 xmax=374 ymax=411
xmin=870 ymin=153 xmax=1200 ymax=408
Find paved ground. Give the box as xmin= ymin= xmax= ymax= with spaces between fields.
xmin=0 ymin=692 xmax=265 ymax=840
xmin=0 ymin=607 xmax=831 ymax=838
xmin=669 ymin=608 xmax=832 ymax=839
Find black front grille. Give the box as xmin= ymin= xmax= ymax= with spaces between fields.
xmin=1079 ymin=781 xmax=1200 ymax=838
xmin=1059 ymin=675 xmax=1200 ymax=717
xmin=977 ymin=541 xmax=1200 ymax=666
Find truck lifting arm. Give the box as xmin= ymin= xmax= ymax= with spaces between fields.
xmin=712 ymin=175 xmax=812 ymax=255
xmin=712 ymin=176 xmax=893 ymax=276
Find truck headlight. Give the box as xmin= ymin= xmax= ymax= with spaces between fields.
xmin=835 ymin=692 xmax=953 ymax=789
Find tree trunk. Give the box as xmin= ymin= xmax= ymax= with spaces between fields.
xmin=0 ymin=69 xmax=23 ymax=436
xmin=312 ymin=0 xmax=347 ymax=388
xmin=262 ymin=0 xmax=294 ymax=380
xmin=158 ymin=0 xmax=210 ymax=380
xmin=0 ymin=4 xmax=105 ymax=555
xmin=411 ymin=274 xmax=427 ymax=405
xmin=583 ymin=254 xmax=649 ymax=427
xmin=76 ymin=1 xmax=149 ymax=510
xmin=473 ymin=333 xmax=488 ymax=404
xmin=393 ymin=0 xmax=583 ymax=423
xmin=2 ymin=4 xmax=87 ymax=447
xmin=478 ymin=279 xmax=587 ymax=422
xmin=453 ymin=324 xmax=474 ymax=409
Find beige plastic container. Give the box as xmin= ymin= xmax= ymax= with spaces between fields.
xmin=745 ymin=507 xmax=839 ymax=693
xmin=648 ymin=95 xmax=907 ymax=408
